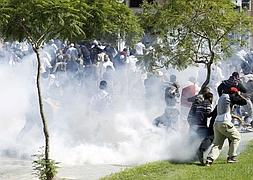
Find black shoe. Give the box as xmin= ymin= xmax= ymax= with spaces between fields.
xmin=197 ymin=149 xmax=205 ymax=166
xmin=206 ymin=157 xmax=213 ymax=166
xmin=227 ymin=156 xmax=237 ymax=163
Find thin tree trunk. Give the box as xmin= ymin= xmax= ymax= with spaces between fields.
xmin=33 ymin=47 xmax=51 ymax=179
xmin=199 ymin=53 xmax=214 ymax=94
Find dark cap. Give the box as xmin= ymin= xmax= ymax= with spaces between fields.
xmin=232 ymin=72 xmax=239 ymax=78
xmin=99 ymin=80 xmax=107 ymax=90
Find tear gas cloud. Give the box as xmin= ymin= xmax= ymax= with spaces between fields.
xmin=0 ymin=42 xmax=237 ymax=166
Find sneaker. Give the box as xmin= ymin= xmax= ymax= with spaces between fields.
xmin=206 ymin=157 xmax=213 ymax=166
xmin=197 ymin=149 xmax=205 ymax=166
xmin=227 ymin=156 xmax=237 ymax=163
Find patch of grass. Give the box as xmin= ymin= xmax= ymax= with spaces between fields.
xmin=102 ymin=141 xmax=253 ymax=180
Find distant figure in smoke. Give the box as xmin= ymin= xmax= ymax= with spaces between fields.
xmin=104 ymin=44 xmax=117 ymax=62
xmin=90 ymin=40 xmax=103 ymax=64
xmin=113 ymin=48 xmax=128 ymax=69
xmin=245 ymin=78 xmax=253 ymax=103
xmin=66 ymin=43 xmax=78 ymax=61
xmin=98 ymin=54 xmax=115 ymax=81
xmin=144 ymin=73 xmax=162 ymax=115
xmin=103 ymin=66 xmax=115 ymax=94
xmin=163 ymin=74 xmax=180 ymax=106
xmin=181 ymin=77 xmax=199 ymax=108
xmin=240 ymin=94 xmax=253 ymax=127
xmin=40 ymin=52 xmax=52 ymax=78
xmin=134 ymin=41 xmax=145 ymax=56
xmin=153 ymin=83 xmax=180 ymax=130
xmin=80 ymin=45 xmax=92 ymax=66
xmin=241 ymin=60 xmax=252 ymax=75
xmin=90 ymin=80 xmax=112 ymax=113
xmin=209 ymin=63 xmax=224 ymax=93
xmin=153 ymin=107 xmax=180 ymax=130
xmin=241 ymin=52 xmax=253 ymax=75
xmin=88 ymin=80 xmax=113 ymax=142
xmin=17 ymin=95 xmax=47 ymax=141
xmin=181 ymin=76 xmax=200 ymax=126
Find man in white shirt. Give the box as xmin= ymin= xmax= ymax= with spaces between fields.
xmin=134 ymin=41 xmax=145 ymax=56
xmin=90 ymin=80 xmax=112 ymax=113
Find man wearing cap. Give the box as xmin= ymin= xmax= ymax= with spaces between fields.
xmin=206 ymin=87 xmax=247 ymax=166
xmin=217 ymin=72 xmax=247 ymax=97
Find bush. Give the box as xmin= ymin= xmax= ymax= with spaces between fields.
xmin=32 ymin=147 xmax=59 ymax=180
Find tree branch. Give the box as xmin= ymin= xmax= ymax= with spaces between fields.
xmin=193 ymin=59 xmax=207 ymax=64
xmin=19 ymin=21 xmax=35 ymax=47
xmin=213 ymin=23 xmax=236 ymax=48
xmin=37 ymin=24 xmax=53 ymax=46
xmin=191 ymin=30 xmax=208 ymax=40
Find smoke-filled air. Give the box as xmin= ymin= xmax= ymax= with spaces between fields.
xmin=0 ymin=40 xmax=250 ymax=166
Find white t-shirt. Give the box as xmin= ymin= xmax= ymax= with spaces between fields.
xmin=135 ymin=42 xmax=145 ymax=55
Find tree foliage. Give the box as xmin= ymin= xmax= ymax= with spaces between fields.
xmin=0 ymin=0 xmax=89 ymax=47
xmin=0 ymin=0 xmax=142 ymax=46
xmin=0 ymin=1 xmax=142 ymax=179
xmin=84 ymin=0 xmax=143 ymax=46
xmin=140 ymin=0 xmax=253 ymax=90
xmin=0 ymin=1 xmax=89 ymax=179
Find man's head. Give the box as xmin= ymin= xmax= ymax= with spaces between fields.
xmin=232 ymin=72 xmax=240 ymax=80
xmin=104 ymin=54 xmax=109 ymax=62
xmin=106 ymin=65 xmax=113 ymax=72
xmin=99 ymin=80 xmax=107 ymax=90
xmin=189 ymin=76 xmax=196 ymax=83
xmin=203 ymin=92 xmax=213 ymax=103
xmin=202 ymin=86 xmax=211 ymax=94
xmin=170 ymin=74 xmax=177 ymax=83
xmin=93 ymin=40 xmax=98 ymax=46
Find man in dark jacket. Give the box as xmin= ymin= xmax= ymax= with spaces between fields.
xmin=217 ymin=72 xmax=247 ymax=97
xmin=188 ymin=91 xmax=213 ymax=164
xmin=187 ymin=86 xmax=211 ymax=127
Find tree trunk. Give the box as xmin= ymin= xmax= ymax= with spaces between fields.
xmin=199 ymin=53 xmax=214 ymax=94
xmin=33 ymin=48 xmax=51 ymax=180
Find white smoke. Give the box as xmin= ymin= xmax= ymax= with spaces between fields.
xmin=0 ymin=45 xmax=210 ymax=166
xmin=0 ymin=53 xmax=43 ymax=158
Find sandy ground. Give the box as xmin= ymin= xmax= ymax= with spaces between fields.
xmin=0 ymin=132 xmax=252 ymax=180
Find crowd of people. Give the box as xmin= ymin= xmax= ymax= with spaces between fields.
xmin=153 ymin=70 xmax=253 ymax=166
xmin=1 ymin=39 xmax=253 ymax=166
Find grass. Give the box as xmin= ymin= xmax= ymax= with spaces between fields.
xmin=101 ymin=140 xmax=253 ymax=180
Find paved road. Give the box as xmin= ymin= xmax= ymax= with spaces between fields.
xmin=0 ymin=158 xmax=125 ymax=180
